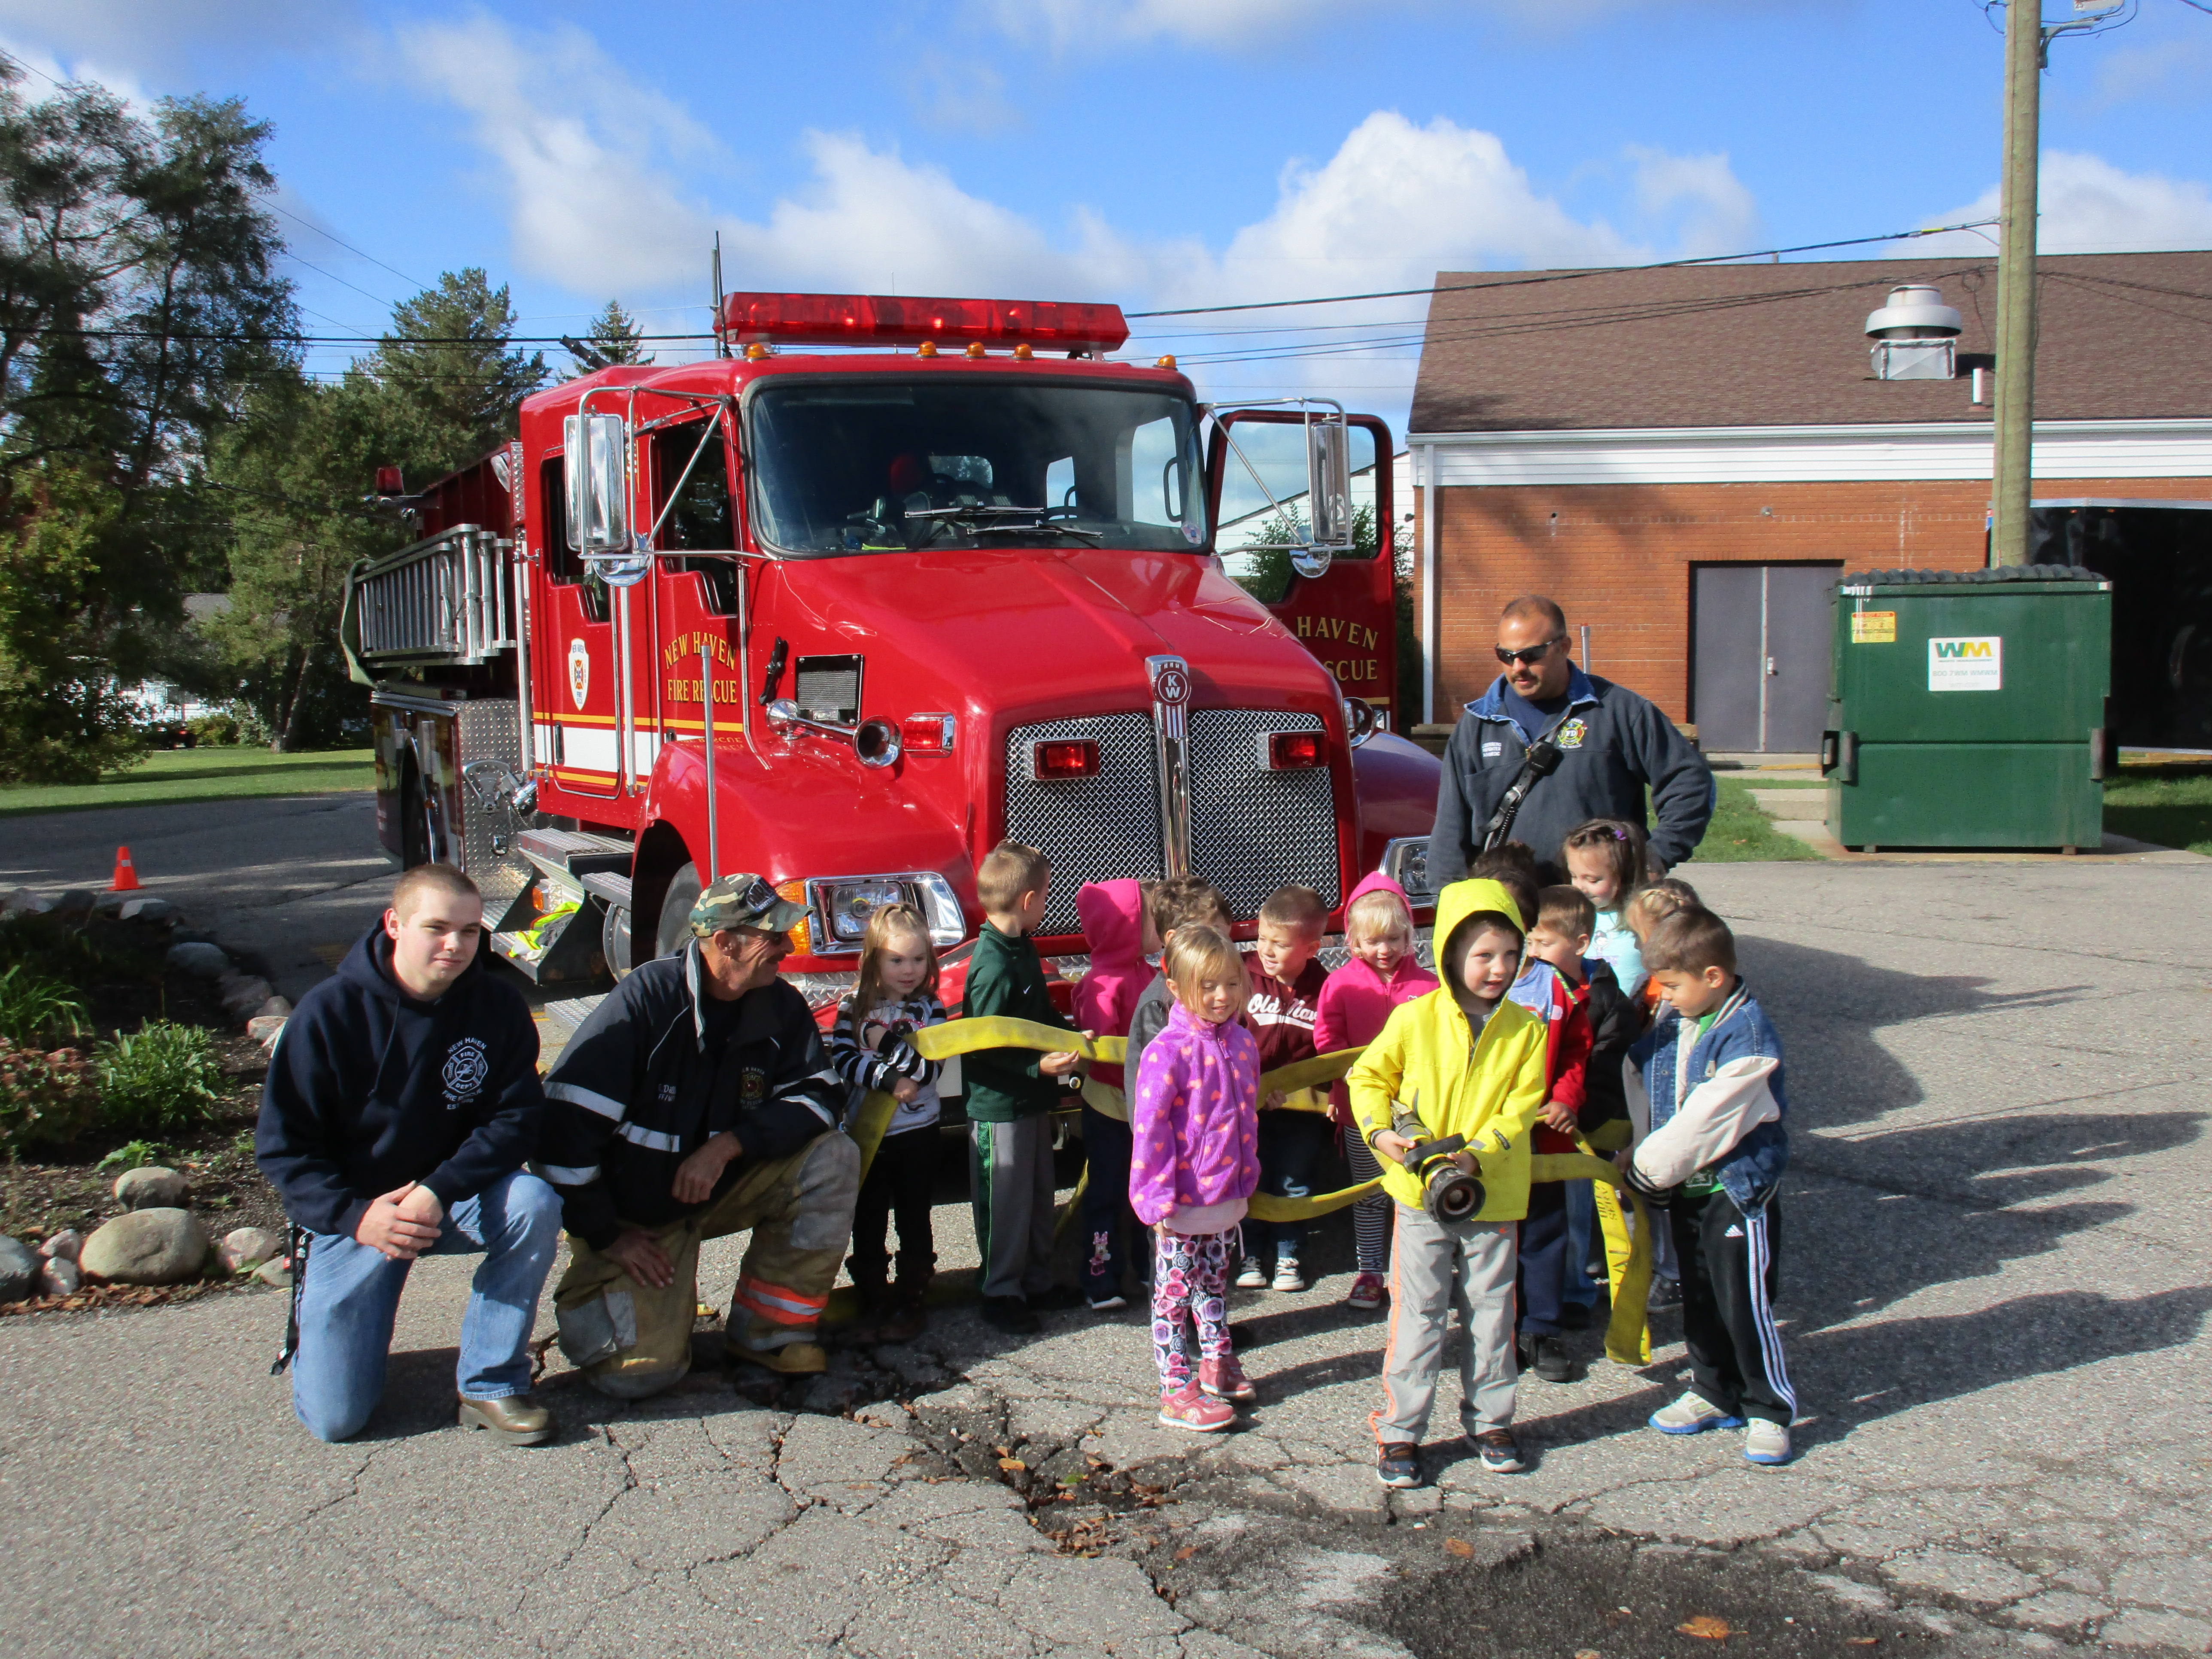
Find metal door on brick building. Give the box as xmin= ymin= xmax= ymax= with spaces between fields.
xmin=1690 ymin=563 xmax=1840 ymax=753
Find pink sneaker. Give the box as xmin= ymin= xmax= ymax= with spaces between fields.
xmin=1157 ymin=1383 xmax=1236 ymax=1432
xmin=1346 ymin=1272 xmax=1386 ymax=1311
xmin=1198 ymin=1355 xmax=1257 ymax=1403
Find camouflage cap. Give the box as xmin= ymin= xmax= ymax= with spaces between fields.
xmin=689 ymin=873 xmax=808 ymax=938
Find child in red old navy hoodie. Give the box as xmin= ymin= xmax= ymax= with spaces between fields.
xmin=1075 ymin=879 xmax=1156 ymax=1312
xmin=1236 ymin=883 xmax=1332 ymax=1294
xmin=1314 ymin=872 xmax=1439 ymax=1310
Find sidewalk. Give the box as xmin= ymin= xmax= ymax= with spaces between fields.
xmin=1 ymin=860 xmax=2207 ymax=1657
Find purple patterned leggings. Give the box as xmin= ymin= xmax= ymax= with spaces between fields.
xmin=1150 ymin=1224 xmax=1237 ymax=1393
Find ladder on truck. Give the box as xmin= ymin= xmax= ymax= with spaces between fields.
xmin=346 ymin=525 xmax=518 ymax=668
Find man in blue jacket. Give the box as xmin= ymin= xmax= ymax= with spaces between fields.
xmin=1430 ymin=595 xmax=1714 ymax=884
xmin=257 ymin=865 xmax=559 ymax=1445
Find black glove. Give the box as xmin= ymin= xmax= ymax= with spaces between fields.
xmin=1620 ymin=1154 xmax=1677 ymax=1207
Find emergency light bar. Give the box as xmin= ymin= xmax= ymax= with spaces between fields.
xmin=719 ymin=292 xmax=1130 ymax=354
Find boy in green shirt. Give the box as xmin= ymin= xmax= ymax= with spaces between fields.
xmin=963 ymin=840 xmax=1088 ymax=1333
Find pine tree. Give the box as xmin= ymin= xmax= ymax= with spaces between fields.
xmin=562 ymin=298 xmax=648 ymax=377
xmin=359 ymin=268 xmax=546 ymax=481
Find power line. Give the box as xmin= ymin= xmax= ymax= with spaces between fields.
xmin=267 ymin=204 xmax=425 ymax=292
xmin=1124 ymin=221 xmax=2002 ymax=319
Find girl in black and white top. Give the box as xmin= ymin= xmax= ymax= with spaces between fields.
xmin=825 ymin=902 xmax=949 ymax=1340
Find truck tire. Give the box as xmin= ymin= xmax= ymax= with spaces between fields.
xmin=654 ymin=863 xmax=702 ymax=961
xmin=603 ymin=898 xmax=635 ymax=981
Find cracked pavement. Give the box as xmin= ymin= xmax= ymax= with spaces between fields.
xmin=0 ymin=859 xmax=2207 ymax=1656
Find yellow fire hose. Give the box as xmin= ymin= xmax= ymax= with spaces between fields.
xmin=841 ymin=1015 xmax=1654 ymax=1363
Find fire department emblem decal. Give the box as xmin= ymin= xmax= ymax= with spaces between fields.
xmin=739 ymin=1066 xmax=768 ymax=1107
xmin=1152 ymin=665 xmax=1190 ymax=707
xmin=1556 ymin=717 xmax=1589 ymax=750
xmin=568 ymin=638 xmax=590 ymax=710
xmin=441 ymin=1038 xmax=489 ymax=1108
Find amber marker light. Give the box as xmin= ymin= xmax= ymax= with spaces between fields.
xmin=744 ymin=341 xmax=770 ymax=360
xmin=917 ymin=340 xmax=938 ymax=357
xmin=965 ymin=340 xmax=987 ymax=359
xmin=775 ymin=879 xmax=812 ymax=954
xmin=1012 ymin=341 xmax=1034 ymax=360
xmin=1155 ymin=354 xmax=1177 ymax=369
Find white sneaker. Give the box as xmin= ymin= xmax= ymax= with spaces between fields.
xmin=1648 ymin=1390 xmax=1745 ymax=1435
xmin=1234 ymin=1256 xmax=1269 ymax=1289
xmin=1271 ymin=1258 xmax=1306 ymax=1293
xmin=1743 ymin=1419 xmax=1793 ymax=1465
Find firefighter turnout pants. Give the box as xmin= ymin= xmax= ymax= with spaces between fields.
xmin=553 ymin=1130 xmax=860 ymax=1399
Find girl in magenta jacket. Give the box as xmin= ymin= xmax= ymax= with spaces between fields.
xmin=1129 ymin=924 xmax=1260 ymax=1431
xmin=1314 ymin=871 xmax=1440 ymax=1310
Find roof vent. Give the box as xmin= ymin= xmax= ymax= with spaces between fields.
xmin=1865 ymin=283 xmax=1963 ymax=382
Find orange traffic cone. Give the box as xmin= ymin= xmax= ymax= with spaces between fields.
xmin=110 ymin=846 xmax=142 ymax=892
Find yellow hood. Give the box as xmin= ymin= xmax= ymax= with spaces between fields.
xmin=1344 ymin=877 xmax=1549 ymax=1219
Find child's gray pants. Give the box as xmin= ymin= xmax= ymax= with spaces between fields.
xmin=1373 ymin=1204 xmax=1519 ymax=1444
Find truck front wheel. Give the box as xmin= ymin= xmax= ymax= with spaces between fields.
xmin=654 ymin=863 xmax=702 ymax=961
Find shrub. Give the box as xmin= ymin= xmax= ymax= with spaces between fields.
xmin=0 ymin=963 xmax=88 ymax=1047
xmin=0 ymin=1043 xmax=100 ymax=1152
xmin=96 ymin=1138 xmax=170 ymax=1172
xmin=94 ymin=1020 xmax=225 ymax=1134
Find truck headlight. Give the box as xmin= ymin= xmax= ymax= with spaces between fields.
xmin=1380 ymin=836 xmax=1434 ymax=905
xmin=800 ymin=872 xmax=967 ymax=954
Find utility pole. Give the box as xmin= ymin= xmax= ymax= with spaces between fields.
xmin=1990 ymin=0 xmax=2042 ymax=567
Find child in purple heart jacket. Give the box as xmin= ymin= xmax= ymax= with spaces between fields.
xmin=1129 ymin=924 xmax=1261 ymax=1433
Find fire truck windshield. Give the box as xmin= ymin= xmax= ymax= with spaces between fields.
xmin=745 ymin=377 xmax=1206 ymax=556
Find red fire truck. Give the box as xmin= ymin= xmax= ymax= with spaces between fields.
xmin=342 ymin=291 xmax=1440 ymax=996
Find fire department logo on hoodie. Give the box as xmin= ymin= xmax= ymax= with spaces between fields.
xmin=1556 ymin=717 xmax=1589 ymax=750
xmin=441 ymin=1038 xmax=489 ymax=1108
xmin=568 ymin=638 xmax=590 ymax=711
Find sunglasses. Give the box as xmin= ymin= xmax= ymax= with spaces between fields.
xmin=1494 ymin=636 xmax=1564 ymax=667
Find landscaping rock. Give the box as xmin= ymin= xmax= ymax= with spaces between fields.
xmin=217 ymin=1226 xmax=282 ymax=1275
xmin=2 ymin=887 xmax=54 ymax=916
xmin=93 ymin=890 xmax=129 ymax=917
xmin=0 ymin=1236 xmax=38 ymax=1302
xmin=219 ymin=974 xmax=277 ymax=1020
xmin=256 ymin=995 xmax=292 ymax=1020
xmin=39 ymin=1256 xmax=81 ymax=1297
xmin=80 ymin=1209 xmax=207 ymax=1285
xmin=167 ymin=941 xmax=230 ymax=978
xmin=40 ymin=1228 xmax=82 ymax=1261
xmin=115 ymin=1165 xmax=191 ymax=1210
xmin=52 ymin=888 xmax=97 ymax=921
xmin=247 ymin=1014 xmax=288 ymax=1050
xmin=118 ymin=896 xmax=173 ymax=924
xmin=253 ymin=1256 xmax=292 ymax=1288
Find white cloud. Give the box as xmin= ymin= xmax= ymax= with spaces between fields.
xmin=393 ymin=16 xmax=719 ymax=296
xmin=1913 ymin=152 xmax=2212 ymax=258
xmin=979 ymin=0 xmax=1766 ymax=52
xmin=0 ymin=1 xmax=351 ymax=80
xmin=2089 ymin=36 xmax=2212 ymax=109
xmin=1626 ymin=145 xmax=1760 ymax=259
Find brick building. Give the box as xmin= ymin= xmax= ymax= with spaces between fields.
xmin=1407 ymin=251 xmax=2212 ymax=752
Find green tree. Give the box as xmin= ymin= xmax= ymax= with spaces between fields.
xmin=359 ymin=268 xmax=545 ymax=483
xmin=0 ymin=57 xmax=294 ymax=780
xmin=562 ymin=298 xmax=647 ymax=377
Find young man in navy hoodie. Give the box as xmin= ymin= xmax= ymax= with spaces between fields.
xmin=257 ymin=866 xmax=558 ymax=1445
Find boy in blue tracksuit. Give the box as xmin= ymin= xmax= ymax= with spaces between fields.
xmin=1623 ymin=906 xmax=1796 ymax=1466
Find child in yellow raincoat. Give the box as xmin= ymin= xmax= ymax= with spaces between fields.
xmin=1348 ymin=878 xmax=1550 ymax=1489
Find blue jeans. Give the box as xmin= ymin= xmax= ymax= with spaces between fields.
xmin=1079 ymin=1105 xmax=1139 ymax=1300
xmin=291 ymin=1170 xmax=563 ymax=1443
xmin=1563 ymin=1178 xmax=1599 ymax=1310
xmin=1247 ymin=1109 xmax=1333 ymax=1264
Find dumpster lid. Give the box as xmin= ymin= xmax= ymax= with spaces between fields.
xmin=1839 ymin=563 xmax=2110 ymax=593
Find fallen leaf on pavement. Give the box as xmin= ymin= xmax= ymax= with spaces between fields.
xmin=1847 ymin=1640 xmax=1878 ymax=1647
xmin=1175 ymin=1546 xmax=1197 ymax=1562
xmin=997 ymin=1456 xmax=1025 ymax=1472
xmin=1444 ymin=1537 xmax=1475 ymax=1559
xmin=1574 ymin=1649 xmax=1601 ymax=1658
xmin=1677 ymin=1616 xmax=1732 ymax=1639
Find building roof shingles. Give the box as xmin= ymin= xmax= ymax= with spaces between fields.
xmin=1409 ymin=250 xmax=2212 ymax=434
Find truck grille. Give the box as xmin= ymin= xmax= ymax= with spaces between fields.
xmin=1003 ymin=709 xmax=1340 ymax=933
xmin=1188 ymin=708 xmax=1340 ymax=917
xmin=1003 ymin=714 xmax=1163 ymax=933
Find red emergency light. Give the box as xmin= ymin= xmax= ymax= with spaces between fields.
xmin=1032 ymin=738 xmax=1101 ymax=781
xmin=1263 ymin=731 xmax=1325 ymax=771
xmin=719 ymin=292 xmax=1130 ymax=354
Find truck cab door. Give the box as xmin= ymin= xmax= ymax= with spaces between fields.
xmin=646 ymin=407 xmax=746 ymax=803
xmin=530 ymin=449 xmax=623 ymax=799
xmin=1207 ymin=410 xmax=1400 ymax=729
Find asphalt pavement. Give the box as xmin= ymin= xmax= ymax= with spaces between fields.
xmin=0 ymin=827 xmax=2208 ymax=1656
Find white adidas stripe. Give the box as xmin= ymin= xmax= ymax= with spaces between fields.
xmin=1745 ymin=1209 xmax=1797 ymax=1415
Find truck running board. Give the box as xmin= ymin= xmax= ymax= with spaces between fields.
xmin=487 ymin=828 xmax=635 ymax=986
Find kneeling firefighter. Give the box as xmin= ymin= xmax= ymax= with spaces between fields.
xmin=537 ymin=874 xmax=860 ymax=1397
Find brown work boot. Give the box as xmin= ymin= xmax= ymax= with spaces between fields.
xmin=730 ymin=1340 xmax=828 ymax=1376
xmin=457 ymin=1393 xmax=553 ymax=1445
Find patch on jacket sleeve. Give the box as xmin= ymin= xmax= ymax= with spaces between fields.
xmin=740 ymin=1066 xmax=768 ymax=1106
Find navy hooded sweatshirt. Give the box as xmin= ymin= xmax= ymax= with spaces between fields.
xmin=256 ymin=922 xmax=544 ymax=1238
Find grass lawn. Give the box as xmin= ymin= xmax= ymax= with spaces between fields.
xmin=1680 ymin=775 xmax=1820 ymax=863
xmin=2104 ymin=767 xmax=2212 ymax=855
xmin=0 ymin=747 xmax=374 ymax=817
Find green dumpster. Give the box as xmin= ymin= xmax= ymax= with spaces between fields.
xmin=1821 ymin=565 xmax=2112 ymax=851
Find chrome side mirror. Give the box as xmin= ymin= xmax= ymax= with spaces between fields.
xmin=564 ymin=412 xmax=630 ymax=553
xmin=1343 ymin=694 xmax=1379 ymax=748
xmin=1301 ymin=416 xmax=1353 ymax=575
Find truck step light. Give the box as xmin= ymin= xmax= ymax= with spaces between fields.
xmin=1033 ymin=738 xmax=1100 ymax=781
xmin=1263 ymin=730 xmax=1325 ymax=770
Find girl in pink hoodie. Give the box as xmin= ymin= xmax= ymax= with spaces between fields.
xmin=1130 ymin=925 xmax=1261 ymax=1431
xmin=1314 ymin=872 xmax=1440 ymax=1310
xmin=1074 ymin=879 xmax=1155 ymax=1311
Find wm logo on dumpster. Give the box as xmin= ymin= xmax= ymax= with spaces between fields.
xmin=1932 ymin=640 xmax=1993 ymax=659
xmin=1928 ymin=635 xmax=2002 ymax=692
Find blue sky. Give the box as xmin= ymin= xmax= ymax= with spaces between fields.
xmin=3 ymin=0 xmax=2208 ymax=434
